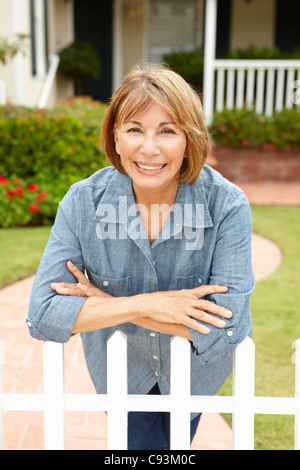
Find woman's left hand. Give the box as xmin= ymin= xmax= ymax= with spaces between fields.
xmin=51 ymin=261 xmax=111 ymax=298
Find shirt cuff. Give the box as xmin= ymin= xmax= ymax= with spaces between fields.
xmin=27 ymin=295 xmax=86 ymax=343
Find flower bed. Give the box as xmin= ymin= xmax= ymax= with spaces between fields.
xmin=0 ymin=176 xmax=53 ymax=227
xmin=209 ymin=107 xmax=300 ymax=182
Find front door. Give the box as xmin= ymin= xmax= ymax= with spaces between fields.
xmin=73 ymin=0 xmax=113 ymax=102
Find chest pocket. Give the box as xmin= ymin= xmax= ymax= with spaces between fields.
xmin=177 ymin=273 xmax=209 ymax=290
xmin=86 ymin=267 xmax=133 ymax=297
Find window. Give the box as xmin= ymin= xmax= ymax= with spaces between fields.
xmin=147 ymin=0 xmax=202 ymax=60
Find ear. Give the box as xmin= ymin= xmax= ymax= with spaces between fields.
xmin=114 ymin=129 xmax=120 ymax=155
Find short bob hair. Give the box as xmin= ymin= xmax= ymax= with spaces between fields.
xmin=100 ymin=63 xmax=212 ymax=184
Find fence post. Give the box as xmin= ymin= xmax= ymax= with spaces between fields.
xmin=43 ymin=341 xmax=65 ymax=450
xmin=170 ymin=337 xmax=191 ymax=450
xmin=232 ymin=336 xmax=255 ymax=450
xmin=295 ymin=339 xmax=300 ymax=450
xmin=107 ymin=331 xmax=128 ymax=450
xmin=203 ymin=0 xmax=217 ymax=125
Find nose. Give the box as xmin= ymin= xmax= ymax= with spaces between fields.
xmin=140 ymin=134 xmax=160 ymax=157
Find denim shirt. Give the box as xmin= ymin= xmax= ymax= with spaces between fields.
xmin=27 ymin=165 xmax=255 ymax=405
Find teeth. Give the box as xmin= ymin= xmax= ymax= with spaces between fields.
xmin=136 ymin=163 xmax=165 ymax=171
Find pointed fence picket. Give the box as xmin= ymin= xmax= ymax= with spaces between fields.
xmin=1 ymin=332 xmax=300 ymax=450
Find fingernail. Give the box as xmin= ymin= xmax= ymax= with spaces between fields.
xmin=223 ymin=309 xmax=232 ymax=317
xmin=220 ymin=286 xmax=228 ymax=291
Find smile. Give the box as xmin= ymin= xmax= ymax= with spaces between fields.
xmin=135 ymin=162 xmax=166 ymax=171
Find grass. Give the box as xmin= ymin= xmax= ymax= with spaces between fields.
xmin=1 ymin=205 xmax=300 ymax=449
xmin=0 ymin=226 xmax=51 ymax=288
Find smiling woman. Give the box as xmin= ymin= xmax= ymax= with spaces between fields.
xmin=27 ymin=63 xmax=255 ymax=450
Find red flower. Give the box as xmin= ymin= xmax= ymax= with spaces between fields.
xmin=29 ymin=202 xmax=41 ymax=213
xmin=36 ymin=191 xmax=48 ymax=200
xmin=241 ymin=138 xmax=249 ymax=147
xmin=7 ymin=191 xmax=15 ymax=199
xmin=218 ymin=124 xmax=227 ymax=133
xmin=0 ymin=176 xmax=9 ymax=186
xmin=14 ymin=186 xmax=24 ymax=197
xmin=26 ymin=183 xmax=38 ymax=192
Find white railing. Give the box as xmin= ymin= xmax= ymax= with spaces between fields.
xmin=37 ymin=54 xmax=60 ymax=109
xmin=1 ymin=332 xmax=300 ymax=450
xmin=204 ymin=59 xmax=300 ymax=124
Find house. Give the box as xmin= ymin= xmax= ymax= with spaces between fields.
xmin=0 ymin=0 xmax=299 ymax=108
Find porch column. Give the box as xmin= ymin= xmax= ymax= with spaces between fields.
xmin=113 ymin=0 xmax=123 ymax=92
xmin=11 ymin=0 xmax=23 ymax=105
xmin=203 ymin=0 xmax=218 ymax=125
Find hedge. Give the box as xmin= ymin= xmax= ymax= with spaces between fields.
xmin=0 ymin=98 xmax=108 ymax=228
xmin=210 ymin=107 xmax=300 ymax=150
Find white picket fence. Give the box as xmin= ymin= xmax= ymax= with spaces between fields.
xmin=1 ymin=332 xmax=300 ymax=450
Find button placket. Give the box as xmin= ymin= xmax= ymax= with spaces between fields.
xmin=149 ymin=331 xmax=161 ymax=377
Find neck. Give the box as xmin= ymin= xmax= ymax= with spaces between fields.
xmin=133 ymin=183 xmax=179 ymax=210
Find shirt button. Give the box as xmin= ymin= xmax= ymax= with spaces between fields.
xmin=154 ymin=371 xmax=159 ymax=376
xmin=198 ymin=277 xmax=202 ymax=284
xmin=152 ymin=355 xmax=158 ymax=360
xmin=27 ymin=321 xmax=32 ymax=328
xmin=227 ymin=330 xmax=233 ymax=337
xmin=150 ymin=332 xmax=156 ymax=337
xmin=102 ymin=280 xmax=109 ymax=287
xmin=153 ymin=261 xmax=155 ymax=266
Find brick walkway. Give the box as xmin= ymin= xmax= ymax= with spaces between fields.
xmin=1 ymin=181 xmax=299 ymax=450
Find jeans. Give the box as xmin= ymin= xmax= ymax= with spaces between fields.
xmin=127 ymin=383 xmax=201 ymax=450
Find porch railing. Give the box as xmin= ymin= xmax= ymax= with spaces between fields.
xmin=204 ymin=59 xmax=300 ymax=124
xmin=1 ymin=332 xmax=300 ymax=450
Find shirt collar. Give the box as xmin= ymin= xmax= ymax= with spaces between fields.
xmin=94 ymin=169 xmax=213 ymax=229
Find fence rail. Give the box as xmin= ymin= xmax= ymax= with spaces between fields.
xmin=1 ymin=332 xmax=300 ymax=450
xmin=204 ymin=59 xmax=300 ymax=124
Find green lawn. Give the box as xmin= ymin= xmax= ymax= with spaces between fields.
xmin=1 ymin=205 xmax=300 ymax=449
xmin=0 ymin=226 xmax=51 ymax=288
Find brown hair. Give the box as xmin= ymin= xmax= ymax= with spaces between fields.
xmin=100 ymin=63 xmax=212 ymax=184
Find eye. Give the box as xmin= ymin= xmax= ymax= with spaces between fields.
xmin=161 ymin=128 xmax=175 ymax=134
xmin=127 ymin=127 xmax=142 ymax=133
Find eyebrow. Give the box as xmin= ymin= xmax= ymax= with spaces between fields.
xmin=125 ymin=120 xmax=177 ymax=127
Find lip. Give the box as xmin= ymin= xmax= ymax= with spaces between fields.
xmin=134 ymin=161 xmax=167 ymax=175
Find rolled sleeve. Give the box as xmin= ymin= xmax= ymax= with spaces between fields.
xmin=188 ymin=192 xmax=255 ymax=364
xmin=27 ymin=188 xmax=86 ymax=343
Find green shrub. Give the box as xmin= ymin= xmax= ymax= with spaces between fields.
xmin=210 ymin=107 xmax=300 ymax=149
xmin=58 ymin=41 xmax=101 ymax=95
xmin=162 ymin=48 xmax=204 ymax=91
xmin=0 ymin=98 xmax=109 ymax=227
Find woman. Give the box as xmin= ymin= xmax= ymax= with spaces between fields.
xmin=27 ymin=64 xmax=255 ymax=450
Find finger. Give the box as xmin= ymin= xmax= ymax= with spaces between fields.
xmin=195 ymin=299 xmax=232 ymax=319
xmin=190 ymin=284 xmax=229 ymax=297
xmin=51 ymin=282 xmax=87 ymax=297
xmin=184 ymin=317 xmax=210 ymax=335
xmin=67 ymin=261 xmax=89 ymax=285
xmin=191 ymin=309 xmax=228 ymax=328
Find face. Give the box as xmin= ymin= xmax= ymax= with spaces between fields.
xmin=114 ymin=102 xmax=187 ymax=203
